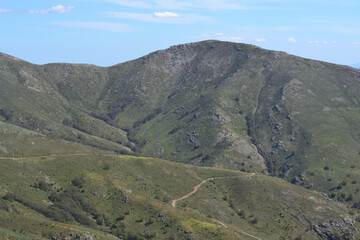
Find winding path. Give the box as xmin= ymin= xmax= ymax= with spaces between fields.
xmin=1 ymin=153 xmax=261 ymax=239
xmin=171 ymin=177 xmax=215 ymax=207
xmin=0 ymin=153 xmax=93 ymax=160
xmin=171 ymin=174 xmax=262 ymax=240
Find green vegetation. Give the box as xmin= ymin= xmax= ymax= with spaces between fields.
xmin=1 ymin=41 xmax=360 ymax=239
xmin=0 ymin=151 xmax=358 ymax=239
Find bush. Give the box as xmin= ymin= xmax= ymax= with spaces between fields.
xmin=103 ymin=163 xmax=110 ymax=170
xmin=346 ymin=194 xmax=354 ymax=202
xmin=250 ymin=218 xmax=258 ymax=225
xmin=2 ymin=192 xmax=16 ymax=201
xmin=34 ymin=180 xmax=49 ymax=191
xmin=0 ymin=107 xmax=14 ymax=121
xmin=71 ymin=177 xmax=84 ymax=187
xmin=237 ymin=209 xmax=245 ymax=218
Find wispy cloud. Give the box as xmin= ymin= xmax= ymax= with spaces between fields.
xmin=52 ymin=21 xmax=134 ymax=32
xmin=219 ymin=36 xmax=245 ymax=41
xmin=198 ymin=33 xmax=245 ymax=42
xmin=103 ymin=0 xmax=265 ymax=10
xmin=29 ymin=5 xmax=74 ymax=14
xmin=288 ymin=37 xmax=296 ymax=43
xmin=308 ymin=40 xmax=335 ymax=45
xmin=102 ymin=11 xmax=210 ymax=24
xmin=353 ymin=42 xmax=360 ymax=45
xmin=105 ymin=0 xmax=191 ymax=9
xmin=153 ymin=12 xmax=179 ymax=17
xmin=255 ymin=38 xmax=267 ymax=42
xmin=0 ymin=8 xmax=14 ymax=13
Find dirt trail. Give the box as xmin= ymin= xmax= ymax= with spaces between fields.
xmin=172 ymin=173 xmax=262 ymax=240
xmin=171 ymin=177 xmax=215 ymax=207
xmin=236 ymin=229 xmax=262 ymax=240
xmin=0 ymin=153 xmax=94 ymax=160
xmin=171 ymin=174 xmax=255 ymax=208
xmin=212 ymin=219 xmax=228 ymax=228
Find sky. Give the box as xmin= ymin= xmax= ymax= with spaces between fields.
xmin=0 ymin=0 xmax=360 ymax=67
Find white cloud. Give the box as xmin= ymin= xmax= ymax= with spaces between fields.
xmin=105 ymin=0 xmax=191 ymax=9
xmin=353 ymin=42 xmax=360 ymax=45
xmin=255 ymin=38 xmax=266 ymax=42
xmin=224 ymin=36 xmax=245 ymax=41
xmin=51 ymin=5 xmax=74 ymax=13
xmin=102 ymin=11 xmax=210 ymax=24
xmin=106 ymin=0 xmax=154 ymax=8
xmin=288 ymin=37 xmax=296 ymax=43
xmin=199 ymin=33 xmax=211 ymax=38
xmin=308 ymin=40 xmax=335 ymax=45
xmin=104 ymin=0 xmax=264 ymax=10
xmin=198 ymin=33 xmax=245 ymax=42
xmin=52 ymin=22 xmax=134 ymax=32
xmin=153 ymin=12 xmax=179 ymax=18
xmin=0 ymin=8 xmax=14 ymax=13
xmin=29 ymin=5 xmax=74 ymax=14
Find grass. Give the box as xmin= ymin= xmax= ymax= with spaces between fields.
xmin=1 ymin=40 xmax=360 ymax=238
xmin=0 ymin=147 xmax=358 ymax=239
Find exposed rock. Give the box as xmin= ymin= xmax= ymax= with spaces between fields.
xmin=313 ymin=217 xmax=357 ymax=240
xmin=78 ymin=232 xmax=94 ymax=240
xmin=214 ymin=113 xmax=230 ymax=123
xmin=274 ymin=141 xmax=288 ymax=152
xmin=274 ymin=123 xmax=283 ymax=133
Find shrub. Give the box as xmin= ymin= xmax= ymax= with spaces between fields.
xmin=250 ymin=218 xmax=258 ymax=225
xmin=71 ymin=177 xmax=84 ymax=187
xmin=346 ymin=194 xmax=354 ymax=202
xmin=2 ymin=193 xmax=16 ymax=201
xmin=237 ymin=210 xmax=245 ymax=218
xmin=0 ymin=107 xmax=14 ymax=121
xmin=103 ymin=163 xmax=110 ymax=170
xmin=35 ymin=180 xmax=49 ymax=191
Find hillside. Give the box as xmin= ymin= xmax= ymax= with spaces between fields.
xmin=1 ymin=40 xmax=360 ymax=238
xmin=0 ymin=122 xmax=358 ymax=239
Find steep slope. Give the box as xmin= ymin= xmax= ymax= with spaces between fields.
xmin=0 ymin=53 xmax=133 ymax=155
xmin=0 ymin=123 xmax=358 ymax=239
xmin=1 ymin=41 xmax=360 ymax=208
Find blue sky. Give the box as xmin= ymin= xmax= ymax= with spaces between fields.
xmin=0 ymin=0 xmax=360 ymax=66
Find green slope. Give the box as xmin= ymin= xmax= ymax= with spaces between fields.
xmin=0 ymin=122 xmax=357 ymax=239
xmin=1 ymin=41 xmax=360 ymax=238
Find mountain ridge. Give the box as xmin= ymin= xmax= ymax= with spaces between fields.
xmin=1 ymin=40 xmax=360 ymax=239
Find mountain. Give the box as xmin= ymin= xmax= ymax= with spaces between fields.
xmin=1 ymin=40 xmax=360 ymax=239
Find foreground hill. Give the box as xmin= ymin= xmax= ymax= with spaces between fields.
xmin=0 ymin=122 xmax=358 ymax=239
